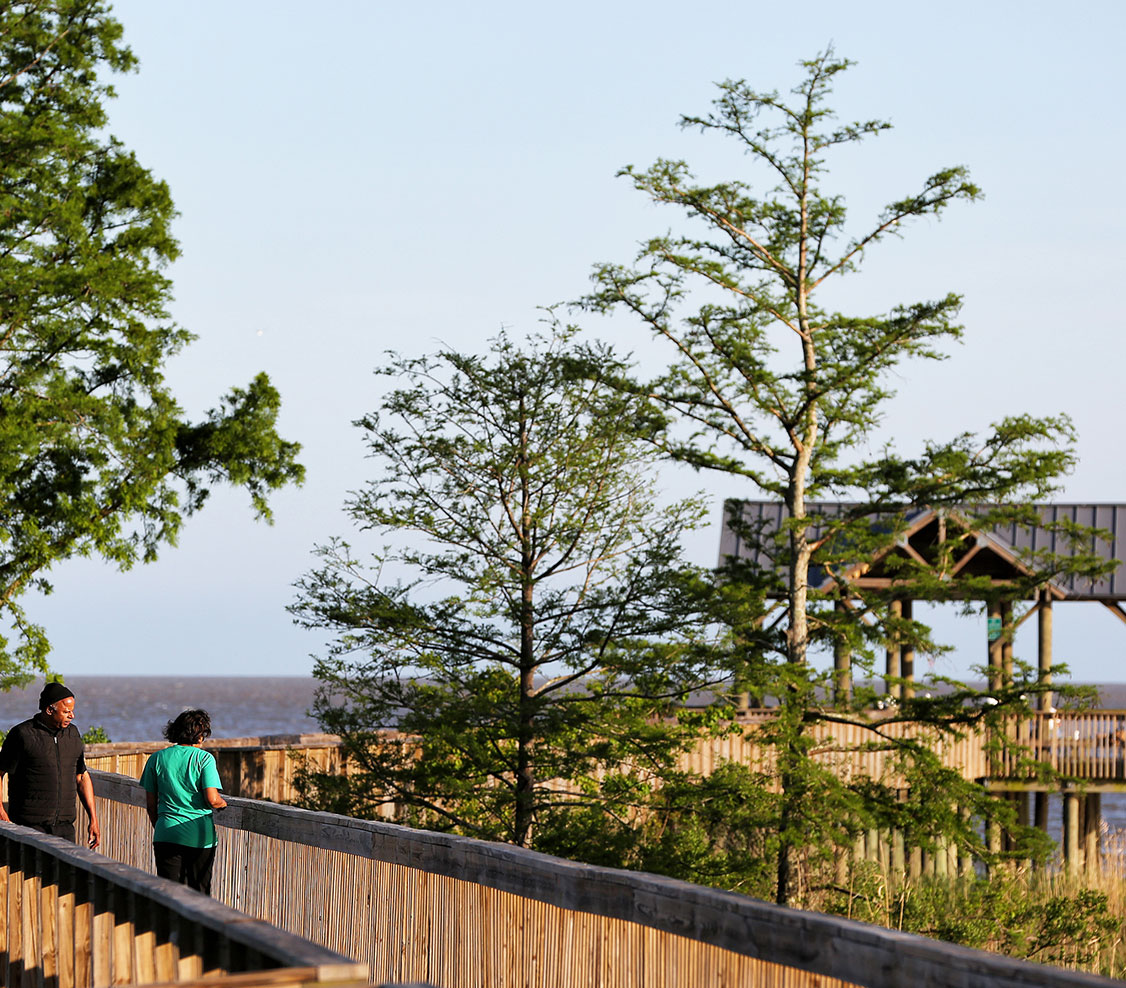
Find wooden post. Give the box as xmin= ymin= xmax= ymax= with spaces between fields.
xmin=886 ymin=599 xmax=902 ymax=701
xmin=934 ymin=836 xmax=948 ymax=878
xmin=833 ymin=599 xmax=852 ymax=706
xmin=891 ymin=829 xmax=906 ymax=878
xmin=1016 ymin=793 xmax=1031 ymax=871
xmin=8 ymin=843 xmax=22 ymax=988
xmin=987 ymin=813 xmax=1001 ymax=859
xmin=0 ymin=839 xmax=10 ymax=988
xmin=1000 ymin=599 xmax=1013 ymax=686
xmin=1064 ymin=791 xmax=1080 ymax=873
xmin=947 ymin=840 xmax=960 ymax=878
xmin=987 ymin=600 xmax=1003 ymax=693
xmin=1085 ymin=793 xmax=1101 ymax=878
xmin=40 ymin=854 xmax=58 ymax=988
xmin=1034 ymin=792 xmax=1049 ymax=834
xmin=92 ymin=874 xmax=111 ymax=988
xmin=901 ymin=599 xmax=915 ymax=701
xmin=58 ymin=863 xmax=76 ymax=988
xmin=1038 ymin=589 xmax=1053 ymax=710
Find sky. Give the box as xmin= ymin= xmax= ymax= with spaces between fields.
xmin=20 ymin=0 xmax=1126 ymax=682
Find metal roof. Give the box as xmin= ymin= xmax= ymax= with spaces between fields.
xmin=719 ymin=502 xmax=1126 ymax=602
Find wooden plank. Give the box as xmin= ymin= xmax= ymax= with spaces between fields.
xmin=74 ymin=871 xmax=93 ymax=988
xmin=134 ymin=890 xmax=157 ymax=985
xmin=58 ymin=864 xmax=76 ymax=988
xmin=20 ymin=853 xmax=39 ymax=988
xmin=92 ymin=875 xmax=112 ymax=988
xmin=42 ymin=855 xmax=59 ymax=987
xmin=0 ymin=838 xmax=10 ymax=981
xmin=8 ymin=851 xmax=23 ymax=988
xmin=132 ymin=967 xmax=368 ymax=988
xmin=176 ymin=919 xmax=204 ymax=982
xmin=152 ymin=905 xmax=178 ymax=984
xmin=108 ymin=888 xmax=135 ymax=984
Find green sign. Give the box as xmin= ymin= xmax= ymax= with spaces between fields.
xmin=987 ymin=616 xmax=1002 ymax=642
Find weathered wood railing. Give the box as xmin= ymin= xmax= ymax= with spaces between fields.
xmin=83 ymin=711 xmax=1126 ymax=813
xmin=85 ymin=735 xmax=346 ymax=804
xmin=88 ymin=770 xmax=1123 ymax=988
xmin=0 ymin=818 xmax=368 ymax=987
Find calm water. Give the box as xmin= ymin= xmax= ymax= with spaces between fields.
xmin=2 ymin=676 xmax=1125 ymax=835
xmin=0 ymin=675 xmax=321 ymax=743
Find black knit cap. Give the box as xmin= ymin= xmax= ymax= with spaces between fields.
xmin=39 ymin=682 xmax=75 ymax=710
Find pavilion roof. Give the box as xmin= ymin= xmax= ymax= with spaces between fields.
xmin=718 ymin=502 xmax=1126 ymax=602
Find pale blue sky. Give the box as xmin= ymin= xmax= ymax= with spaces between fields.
xmin=27 ymin=1 xmax=1126 ymax=681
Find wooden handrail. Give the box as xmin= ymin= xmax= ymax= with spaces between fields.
xmin=89 ymin=770 xmax=1123 ymax=988
xmin=0 ymin=819 xmax=368 ymax=987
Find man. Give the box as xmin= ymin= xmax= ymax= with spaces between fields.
xmin=0 ymin=682 xmax=101 ymax=848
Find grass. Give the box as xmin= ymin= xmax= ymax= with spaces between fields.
xmin=807 ymin=826 xmax=1126 ymax=979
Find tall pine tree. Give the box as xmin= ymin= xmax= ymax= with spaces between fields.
xmin=0 ymin=1 xmax=303 ymax=684
xmin=580 ymin=50 xmax=1109 ymax=903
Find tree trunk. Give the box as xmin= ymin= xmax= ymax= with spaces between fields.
xmin=514 ymin=395 xmax=536 ymax=848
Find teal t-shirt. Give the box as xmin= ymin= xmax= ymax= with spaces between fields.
xmin=140 ymin=745 xmax=223 ymax=848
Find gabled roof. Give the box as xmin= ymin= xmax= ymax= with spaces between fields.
xmin=719 ymin=502 xmax=1126 ymax=602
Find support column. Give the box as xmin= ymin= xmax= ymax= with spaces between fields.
xmin=987 ymin=813 xmax=1001 ymax=857
xmin=866 ymin=828 xmax=880 ymax=863
xmin=934 ymin=836 xmax=949 ymax=877
xmin=987 ymin=600 xmax=1003 ymax=693
xmin=1034 ymin=792 xmax=1049 ymax=852
xmin=1034 ymin=794 xmax=1050 ymax=830
xmin=892 ymin=829 xmax=906 ymax=877
xmin=1001 ymin=599 xmax=1013 ymax=686
xmin=901 ymin=599 xmax=915 ymax=701
xmin=886 ymin=599 xmax=902 ymax=701
xmin=1038 ymin=589 xmax=1053 ymax=710
xmin=909 ymin=845 xmax=923 ymax=879
xmin=1016 ymin=792 xmax=1031 ymax=870
xmin=1064 ymin=790 xmax=1080 ymax=873
xmin=834 ymin=599 xmax=852 ymax=706
xmin=1085 ymin=793 xmax=1101 ymax=878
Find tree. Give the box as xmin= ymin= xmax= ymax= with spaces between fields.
xmin=579 ymin=49 xmax=1110 ymax=904
xmin=0 ymin=1 xmax=304 ymax=685
xmin=290 ymin=329 xmax=723 ymax=851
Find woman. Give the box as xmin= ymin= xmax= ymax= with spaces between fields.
xmin=140 ymin=708 xmax=227 ymax=895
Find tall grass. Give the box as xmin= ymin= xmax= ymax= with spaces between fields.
xmin=797 ymin=826 xmax=1126 ymax=978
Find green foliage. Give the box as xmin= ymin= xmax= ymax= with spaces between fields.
xmin=291 ymin=328 xmax=725 ymax=850
xmin=0 ymin=1 xmax=304 ymax=687
xmin=576 ymin=48 xmax=1111 ymax=904
xmin=837 ymin=872 xmax=1119 ymax=972
xmin=80 ymin=725 xmax=109 ymax=744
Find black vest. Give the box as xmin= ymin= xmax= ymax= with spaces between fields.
xmin=0 ymin=716 xmax=86 ymax=825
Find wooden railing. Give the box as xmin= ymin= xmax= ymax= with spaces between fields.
xmin=88 ymin=770 xmax=1123 ymax=988
xmin=83 ymin=712 xmax=1126 ymax=815
xmin=85 ymin=735 xmax=345 ymax=804
xmin=0 ymin=819 xmax=367 ymax=987
xmin=992 ymin=710 xmax=1126 ymax=783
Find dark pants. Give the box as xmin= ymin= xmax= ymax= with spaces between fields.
xmin=16 ymin=819 xmax=77 ymax=843
xmin=153 ymin=841 xmax=217 ymax=896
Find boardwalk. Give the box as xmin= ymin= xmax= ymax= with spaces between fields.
xmin=6 ymin=717 xmax=1125 ymax=986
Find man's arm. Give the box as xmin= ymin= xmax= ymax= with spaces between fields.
xmin=145 ymin=790 xmax=158 ymax=827
xmin=0 ymin=772 xmax=9 ymax=823
xmin=76 ymin=771 xmax=100 ymax=849
xmin=204 ymin=787 xmax=227 ymax=811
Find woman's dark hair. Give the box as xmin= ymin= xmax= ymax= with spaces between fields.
xmin=163 ymin=709 xmax=212 ymax=745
